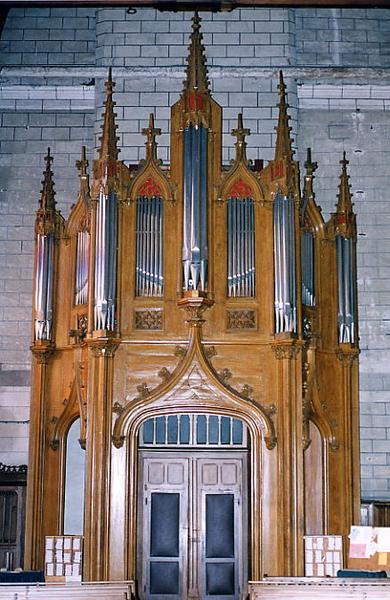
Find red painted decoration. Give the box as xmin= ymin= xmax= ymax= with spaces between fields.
xmin=188 ymin=91 xmax=204 ymax=111
xmin=271 ymin=161 xmax=284 ymax=180
xmin=228 ymin=178 xmax=253 ymax=200
xmin=139 ymin=178 xmax=162 ymax=197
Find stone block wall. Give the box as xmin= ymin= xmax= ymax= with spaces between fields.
xmin=0 ymin=7 xmax=389 ymax=500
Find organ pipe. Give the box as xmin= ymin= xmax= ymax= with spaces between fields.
xmin=182 ymin=124 xmax=208 ymax=292
xmin=301 ymin=231 xmax=315 ymax=307
xmin=336 ymin=235 xmax=356 ymax=344
xmin=93 ymin=185 xmax=118 ymax=331
xmin=34 ymin=232 xmax=55 ymax=340
xmin=227 ymin=198 xmax=255 ymax=297
xmin=273 ymin=192 xmax=297 ymax=334
xmin=136 ymin=196 xmax=164 ymax=297
xmin=75 ymin=230 xmax=90 ymax=305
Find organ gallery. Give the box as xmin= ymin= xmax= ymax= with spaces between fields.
xmin=25 ymin=12 xmax=360 ymax=599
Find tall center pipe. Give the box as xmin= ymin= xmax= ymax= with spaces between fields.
xmin=182 ymin=124 xmax=208 ymax=292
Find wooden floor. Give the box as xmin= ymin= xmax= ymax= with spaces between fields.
xmin=249 ymin=578 xmax=390 ymax=599
xmin=0 ymin=581 xmax=135 ymax=599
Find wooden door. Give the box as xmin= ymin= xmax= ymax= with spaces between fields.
xmin=138 ymin=451 xmax=247 ymax=600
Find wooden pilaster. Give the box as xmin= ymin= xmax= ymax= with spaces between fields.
xmin=24 ymin=344 xmax=54 ymax=570
xmin=83 ymin=338 xmax=119 ymax=581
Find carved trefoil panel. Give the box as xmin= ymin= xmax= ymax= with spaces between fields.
xmin=226 ymin=309 xmax=256 ymax=331
xmin=134 ymin=308 xmax=163 ymax=331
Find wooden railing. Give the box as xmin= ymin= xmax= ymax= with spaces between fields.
xmin=0 ymin=581 xmax=135 ymax=599
xmin=249 ymin=578 xmax=390 ymax=599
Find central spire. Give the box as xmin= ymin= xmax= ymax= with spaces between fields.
xmin=183 ymin=12 xmax=210 ymax=97
xmin=142 ymin=113 xmax=161 ymax=163
xmin=274 ymin=71 xmax=294 ymax=163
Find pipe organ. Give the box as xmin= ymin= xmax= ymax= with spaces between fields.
xmin=26 ymin=12 xmax=360 ymax=598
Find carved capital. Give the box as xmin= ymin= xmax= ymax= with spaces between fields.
xmin=178 ymin=292 xmax=214 ymax=326
xmin=112 ymin=401 xmax=125 ymax=416
xmin=336 ymin=348 xmax=359 ymax=366
xmin=89 ymin=339 xmax=119 ymax=358
xmin=31 ymin=343 xmax=55 ymax=364
xmin=271 ymin=342 xmax=301 ymax=360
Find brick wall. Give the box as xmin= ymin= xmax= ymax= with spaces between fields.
xmin=0 ymin=7 xmax=390 ymax=500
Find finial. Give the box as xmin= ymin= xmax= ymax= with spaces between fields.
xmin=39 ymin=147 xmax=56 ymax=211
xmin=76 ymin=146 xmax=90 ymax=208
xmin=98 ymin=68 xmax=119 ymax=162
xmin=301 ymin=147 xmax=318 ymax=217
xmin=274 ymin=71 xmax=294 ymax=162
xmin=336 ymin=151 xmax=353 ymax=214
xmin=183 ymin=11 xmax=210 ymax=97
xmin=232 ymin=113 xmax=250 ymax=163
xmin=76 ymin=146 xmax=89 ymax=179
xmin=142 ymin=113 xmax=161 ymax=162
xmin=304 ymin=147 xmax=317 ymax=178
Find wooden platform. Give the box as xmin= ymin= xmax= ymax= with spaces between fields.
xmin=0 ymin=581 xmax=135 ymax=599
xmin=249 ymin=577 xmax=390 ymax=599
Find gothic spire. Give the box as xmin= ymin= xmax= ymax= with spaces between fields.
xmin=336 ymin=151 xmax=353 ymax=214
xmin=232 ymin=113 xmax=250 ymax=164
xmin=98 ymin=67 xmax=119 ymax=162
xmin=142 ymin=113 xmax=161 ymax=163
xmin=183 ymin=12 xmax=210 ymax=96
xmin=274 ymin=71 xmax=294 ymax=162
xmin=39 ymin=148 xmax=56 ymax=211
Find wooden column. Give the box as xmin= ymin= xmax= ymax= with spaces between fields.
xmin=83 ymin=338 xmax=119 ymax=581
xmin=337 ymin=347 xmax=360 ymax=536
xmin=272 ymin=340 xmax=304 ymax=576
xmin=24 ymin=343 xmax=54 ymax=571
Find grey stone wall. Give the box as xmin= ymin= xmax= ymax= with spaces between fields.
xmin=0 ymin=7 xmax=389 ymax=502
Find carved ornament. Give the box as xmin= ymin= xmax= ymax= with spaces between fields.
xmin=134 ymin=309 xmax=163 ymax=331
xmin=227 ymin=310 xmax=256 ymax=331
xmin=138 ymin=177 xmax=162 ymax=197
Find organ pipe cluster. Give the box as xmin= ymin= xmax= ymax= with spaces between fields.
xmin=94 ymin=186 xmax=118 ymax=331
xmin=35 ymin=232 xmax=55 ymax=341
xmin=136 ymin=196 xmax=164 ymax=297
xmin=182 ymin=124 xmax=208 ymax=292
xmin=75 ymin=230 xmax=90 ymax=306
xmin=336 ymin=236 xmax=356 ymax=344
xmin=227 ymin=198 xmax=255 ymax=297
xmin=301 ymin=231 xmax=315 ymax=307
xmin=273 ymin=193 xmax=297 ymax=334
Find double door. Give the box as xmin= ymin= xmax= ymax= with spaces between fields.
xmin=138 ymin=451 xmax=247 ymax=600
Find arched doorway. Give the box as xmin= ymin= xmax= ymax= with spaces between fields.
xmin=137 ymin=413 xmax=249 ymax=600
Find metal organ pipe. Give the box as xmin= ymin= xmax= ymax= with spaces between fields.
xmin=135 ymin=196 xmax=164 ymax=297
xmin=273 ymin=193 xmax=297 ymax=333
xmin=34 ymin=232 xmax=55 ymax=341
xmin=227 ymin=198 xmax=255 ymax=297
xmin=93 ymin=183 xmax=118 ymax=331
xmin=337 ymin=235 xmax=356 ymax=344
xmin=182 ymin=124 xmax=208 ymax=292
xmin=301 ymin=231 xmax=315 ymax=307
xmin=75 ymin=230 xmax=90 ymax=305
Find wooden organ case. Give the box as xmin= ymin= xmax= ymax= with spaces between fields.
xmin=25 ymin=13 xmax=360 ymax=598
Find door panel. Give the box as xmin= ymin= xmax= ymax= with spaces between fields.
xmin=138 ymin=451 xmax=247 ymax=600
